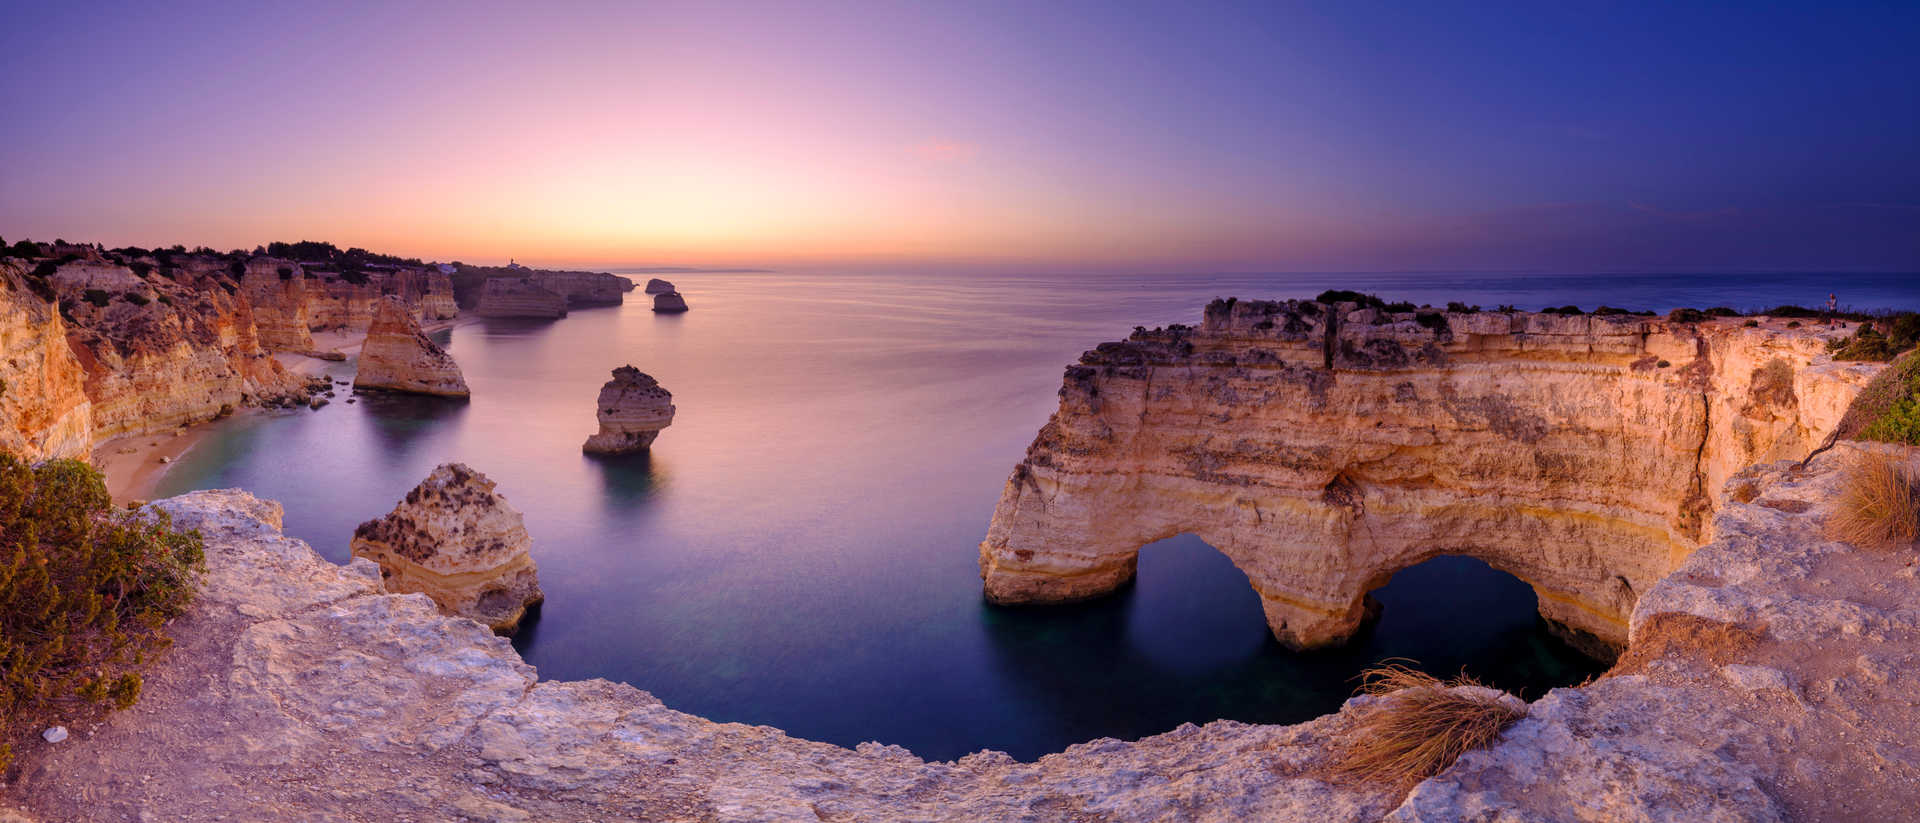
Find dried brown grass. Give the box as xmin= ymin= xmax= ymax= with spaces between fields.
xmin=1326 ymin=663 xmax=1525 ymax=789
xmin=1825 ymin=451 xmax=1920 ymax=548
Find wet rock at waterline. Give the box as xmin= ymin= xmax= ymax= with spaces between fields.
xmin=582 ymin=365 xmax=675 ymax=454
xmin=350 ymin=463 xmax=543 ymax=634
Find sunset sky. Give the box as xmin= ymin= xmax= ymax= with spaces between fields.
xmin=2 ymin=1 xmax=1915 ymax=272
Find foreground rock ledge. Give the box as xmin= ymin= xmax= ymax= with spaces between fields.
xmin=6 ymin=445 xmax=1920 ymax=821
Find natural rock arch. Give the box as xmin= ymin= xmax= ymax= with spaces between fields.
xmin=980 ymin=299 xmax=1870 ymax=655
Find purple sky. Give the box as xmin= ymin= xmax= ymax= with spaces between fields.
xmin=2 ymin=1 xmax=1915 ymax=272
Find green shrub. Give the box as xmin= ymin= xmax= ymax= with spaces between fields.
xmin=1705 ymin=307 xmax=1740 ymax=317
xmin=1743 ymin=319 xmax=1759 ymax=328
xmin=1543 ymin=305 xmax=1584 ymax=316
xmin=81 ymin=289 xmax=111 ymax=308
xmin=123 ymin=292 xmax=150 ymax=307
xmin=1657 ymin=359 xmax=1671 ymax=368
xmin=1862 ymin=396 xmax=1920 ymax=445
xmin=0 ymin=456 xmax=204 ymax=771
xmin=1314 ymin=290 xmax=1386 ymax=309
xmin=1668 ymin=308 xmax=1707 ymax=323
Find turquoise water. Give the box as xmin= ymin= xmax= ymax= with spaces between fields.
xmin=155 ymin=270 xmax=1918 ymax=761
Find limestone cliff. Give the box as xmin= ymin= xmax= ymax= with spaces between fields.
xmin=476 ymin=277 xmax=568 ymax=318
xmin=582 ymin=365 xmax=674 ymax=454
xmin=353 ymin=296 xmax=469 ymax=397
xmin=526 ymin=271 xmax=629 ymax=307
xmin=350 ymin=463 xmax=543 ymax=634
xmin=304 ymin=267 xmax=459 ymax=334
xmin=980 ymin=300 xmax=1876 ymax=654
xmin=6 ymin=445 xmax=1915 ymax=821
xmin=237 ymin=258 xmax=315 ymax=352
xmin=49 ymin=259 xmax=307 ymax=441
xmin=644 ymin=277 xmax=676 ymax=294
xmin=0 ymin=263 xmax=92 ymax=460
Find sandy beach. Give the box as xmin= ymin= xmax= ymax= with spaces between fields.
xmin=97 ymin=319 xmax=468 ymax=503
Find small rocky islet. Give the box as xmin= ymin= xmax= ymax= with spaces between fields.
xmin=582 ymin=365 xmax=675 ymax=454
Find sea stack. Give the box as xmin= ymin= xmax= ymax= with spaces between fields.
xmin=653 ymin=291 xmax=689 ymax=313
xmin=350 ymin=463 xmax=543 ymax=634
xmin=643 ymin=278 xmax=676 ymax=294
xmin=354 ymin=296 xmax=469 ymax=397
xmin=583 ymin=365 xmax=675 ymax=454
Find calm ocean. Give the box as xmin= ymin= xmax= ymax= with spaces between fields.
xmin=155 ymin=270 xmax=1919 ymax=760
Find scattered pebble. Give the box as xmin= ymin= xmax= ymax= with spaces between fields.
xmin=42 ymin=726 xmax=68 ymax=743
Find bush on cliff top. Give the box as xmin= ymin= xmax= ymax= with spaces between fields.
xmin=1328 ymin=663 xmax=1524 ymax=790
xmin=1834 ymin=350 xmax=1920 ymax=446
xmin=1827 ymin=452 xmax=1920 ymax=549
xmin=0 ymin=456 xmax=204 ymax=772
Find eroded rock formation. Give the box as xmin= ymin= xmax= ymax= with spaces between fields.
xmin=653 ymin=291 xmax=688 ymax=313
xmin=644 ymin=277 xmax=676 ymax=294
xmin=304 ymin=267 xmax=459 ymax=334
xmin=476 ymin=277 xmax=569 ymax=318
xmin=527 ymin=271 xmax=628 ymax=307
xmin=353 ymin=296 xmax=469 ymax=397
xmin=981 ymin=300 xmax=1876 ymax=655
xmin=4 ymin=444 xmax=1915 ymax=821
xmin=350 ymin=463 xmax=543 ymax=633
xmin=582 ymin=365 xmax=674 ymax=454
xmin=0 ymin=264 xmax=92 ymax=460
xmin=237 ymin=258 xmax=315 ymax=352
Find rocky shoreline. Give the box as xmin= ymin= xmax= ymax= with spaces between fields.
xmin=3 ymin=442 xmax=1914 ymax=821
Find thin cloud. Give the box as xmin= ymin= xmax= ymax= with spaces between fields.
xmin=913 ymin=140 xmax=979 ymax=163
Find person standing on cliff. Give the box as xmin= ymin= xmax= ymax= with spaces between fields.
xmin=1827 ymin=293 xmax=1838 ymax=327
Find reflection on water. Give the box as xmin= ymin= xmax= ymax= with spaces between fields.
xmin=154 ymin=269 xmax=1918 ymax=760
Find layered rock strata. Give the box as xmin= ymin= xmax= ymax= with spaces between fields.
xmin=5 ymin=446 xmax=1915 ymax=821
xmin=653 ymin=291 xmax=689 ymax=313
xmin=476 ymin=277 xmax=568 ymax=318
xmin=0 ymin=264 xmax=92 ymax=460
xmin=304 ymin=267 xmax=459 ymax=334
xmin=350 ymin=463 xmax=543 ymax=633
xmin=581 ymin=365 xmax=674 ymax=454
xmin=352 ymin=296 xmax=469 ymax=397
xmin=43 ymin=260 xmax=307 ymax=441
xmin=237 ymin=258 xmax=315 ymax=352
xmin=644 ymin=277 xmax=676 ymax=294
xmin=981 ymin=300 xmax=1875 ymax=654
xmin=527 ymin=271 xmax=628 ymax=307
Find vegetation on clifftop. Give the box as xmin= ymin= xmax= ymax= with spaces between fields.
xmin=0 ymin=455 xmax=204 ymax=772
xmin=1836 ymin=351 xmax=1920 ymax=446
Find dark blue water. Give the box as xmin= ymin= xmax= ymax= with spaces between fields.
xmin=154 ymin=270 xmax=1918 ymax=761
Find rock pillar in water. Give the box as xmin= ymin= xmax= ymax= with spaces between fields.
xmin=353 ymin=296 xmax=470 ymax=397
xmin=350 ymin=463 xmax=543 ymax=634
xmin=652 ymin=291 xmax=688 ymax=313
xmin=582 ymin=365 xmax=675 ymax=454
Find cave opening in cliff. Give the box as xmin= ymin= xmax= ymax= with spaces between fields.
xmin=1116 ymin=538 xmax=1610 ymax=704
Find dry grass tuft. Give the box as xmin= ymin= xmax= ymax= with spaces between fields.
xmin=1825 ymin=451 xmax=1920 ymax=548
xmin=1327 ymin=663 xmax=1525 ymax=789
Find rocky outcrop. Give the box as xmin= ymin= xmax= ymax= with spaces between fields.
xmin=653 ymin=291 xmax=689 ymax=313
xmin=49 ymin=260 xmax=307 ymax=441
xmin=237 ymin=258 xmax=314 ymax=352
xmin=527 ymin=271 xmax=628 ymax=307
xmin=476 ymin=277 xmax=568 ymax=318
xmin=304 ymin=267 xmax=459 ymax=334
xmin=349 ymin=464 xmax=543 ymax=634
xmin=644 ymin=277 xmax=676 ymax=294
xmin=352 ymin=296 xmax=469 ymax=397
xmin=581 ymin=366 xmax=674 ymax=454
xmin=0 ymin=263 xmax=92 ymax=460
xmin=7 ymin=445 xmax=1917 ymax=821
xmin=981 ymin=300 xmax=1876 ymax=655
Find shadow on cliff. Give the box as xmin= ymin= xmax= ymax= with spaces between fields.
xmin=351 ymin=392 xmax=471 ymax=468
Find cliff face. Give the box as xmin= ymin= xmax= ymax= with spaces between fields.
xmin=981 ymin=300 xmax=1876 ymax=654
xmin=526 ymin=271 xmax=628 ymax=307
xmin=8 ymin=445 xmax=1916 ymax=822
xmin=353 ymin=296 xmax=469 ymax=397
xmin=476 ymin=278 xmax=568 ymax=318
xmin=351 ymin=463 xmax=543 ymax=634
xmin=49 ymin=261 xmax=306 ymax=441
xmin=305 ymin=268 xmax=459 ymax=334
xmin=237 ymin=259 xmax=315 ymax=352
xmin=0 ymin=263 xmax=92 ymax=460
